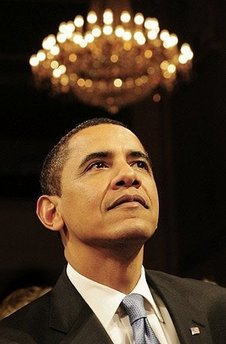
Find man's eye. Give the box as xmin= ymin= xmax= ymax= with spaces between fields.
xmin=133 ymin=160 xmax=149 ymax=171
xmin=88 ymin=161 xmax=107 ymax=170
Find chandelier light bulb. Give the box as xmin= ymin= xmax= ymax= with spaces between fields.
xmin=92 ymin=25 xmax=101 ymax=37
xmin=29 ymin=55 xmax=39 ymax=67
xmin=144 ymin=17 xmax=159 ymax=30
xmin=120 ymin=11 xmax=131 ymax=24
xmin=42 ymin=35 xmax=56 ymax=50
xmin=147 ymin=30 xmax=158 ymax=40
xmin=134 ymin=13 xmax=144 ymax=25
xmin=56 ymin=32 xmax=66 ymax=43
xmin=36 ymin=50 xmax=46 ymax=61
xmin=122 ymin=30 xmax=132 ymax=41
xmin=103 ymin=25 xmax=113 ymax=35
xmin=103 ymin=9 xmax=114 ymax=25
xmin=115 ymin=25 xmax=124 ymax=37
xmin=74 ymin=15 xmax=84 ymax=28
xmin=50 ymin=60 xmax=59 ymax=69
xmin=87 ymin=11 xmax=97 ymax=24
xmin=84 ymin=31 xmax=94 ymax=43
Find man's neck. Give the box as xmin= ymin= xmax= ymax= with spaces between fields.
xmin=65 ymin=242 xmax=144 ymax=294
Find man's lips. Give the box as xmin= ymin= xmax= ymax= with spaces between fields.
xmin=107 ymin=195 xmax=149 ymax=210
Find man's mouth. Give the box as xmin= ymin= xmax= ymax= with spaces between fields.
xmin=107 ymin=195 xmax=149 ymax=210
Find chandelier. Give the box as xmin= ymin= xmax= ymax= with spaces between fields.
xmin=29 ymin=1 xmax=193 ymax=114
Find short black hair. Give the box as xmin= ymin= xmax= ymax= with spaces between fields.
xmin=40 ymin=117 xmax=128 ymax=196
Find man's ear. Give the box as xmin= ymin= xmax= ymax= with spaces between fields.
xmin=36 ymin=195 xmax=64 ymax=231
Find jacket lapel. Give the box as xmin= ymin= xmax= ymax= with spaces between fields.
xmin=145 ymin=270 xmax=212 ymax=344
xmin=49 ymin=268 xmax=113 ymax=344
xmin=60 ymin=310 xmax=113 ymax=344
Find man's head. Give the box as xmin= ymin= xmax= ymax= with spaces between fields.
xmin=40 ymin=117 xmax=127 ymax=196
xmin=36 ymin=118 xmax=159 ymax=262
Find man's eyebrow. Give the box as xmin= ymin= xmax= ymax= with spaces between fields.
xmin=79 ymin=151 xmax=110 ymax=169
xmin=78 ymin=150 xmax=152 ymax=169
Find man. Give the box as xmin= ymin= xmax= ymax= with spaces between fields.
xmin=0 ymin=117 xmax=226 ymax=343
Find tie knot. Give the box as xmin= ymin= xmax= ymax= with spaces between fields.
xmin=121 ymin=294 xmax=146 ymax=324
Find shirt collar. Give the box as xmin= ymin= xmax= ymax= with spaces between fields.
xmin=66 ymin=263 xmax=163 ymax=329
xmin=133 ymin=266 xmax=164 ymax=322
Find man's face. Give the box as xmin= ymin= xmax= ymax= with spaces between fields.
xmin=58 ymin=124 xmax=159 ymax=250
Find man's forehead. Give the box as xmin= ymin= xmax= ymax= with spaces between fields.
xmin=68 ymin=123 xmax=143 ymax=148
xmin=65 ymin=124 xmax=147 ymax=165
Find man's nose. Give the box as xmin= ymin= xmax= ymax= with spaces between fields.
xmin=110 ymin=163 xmax=141 ymax=190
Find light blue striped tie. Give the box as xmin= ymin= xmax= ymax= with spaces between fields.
xmin=121 ymin=294 xmax=160 ymax=344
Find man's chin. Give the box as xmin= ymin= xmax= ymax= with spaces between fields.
xmin=89 ymin=227 xmax=155 ymax=249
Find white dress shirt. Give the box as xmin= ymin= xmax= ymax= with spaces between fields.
xmin=66 ymin=264 xmax=180 ymax=344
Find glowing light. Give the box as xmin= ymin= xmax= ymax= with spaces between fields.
xmin=74 ymin=15 xmax=84 ymax=28
xmin=87 ymin=11 xmax=97 ymax=24
xmin=120 ymin=11 xmax=131 ymax=23
xmin=134 ymin=13 xmax=144 ymax=25
xmin=103 ymin=9 xmax=113 ymax=25
xmin=114 ymin=78 xmax=123 ymax=87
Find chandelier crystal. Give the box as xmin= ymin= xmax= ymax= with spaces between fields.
xmin=29 ymin=2 xmax=193 ymax=114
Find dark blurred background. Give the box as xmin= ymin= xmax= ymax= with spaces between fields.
xmin=0 ymin=0 xmax=226 ymax=300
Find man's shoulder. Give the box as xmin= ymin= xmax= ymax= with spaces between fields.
xmin=145 ymin=268 xmax=226 ymax=299
xmin=0 ymin=292 xmax=52 ymax=343
xmin=0 ymin=268 xmax=82 ymax=342
xmin=0 ymin=267 xmax=71 ymax=327
xmin=0 ymin=326 xmax=36 ymax=343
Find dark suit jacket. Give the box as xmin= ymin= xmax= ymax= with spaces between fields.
xmin=0 ymin=267 xmax=226 ymax=343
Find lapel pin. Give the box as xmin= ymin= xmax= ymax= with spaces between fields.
xmin=190 ymin=327 xmax=201 ymax=335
